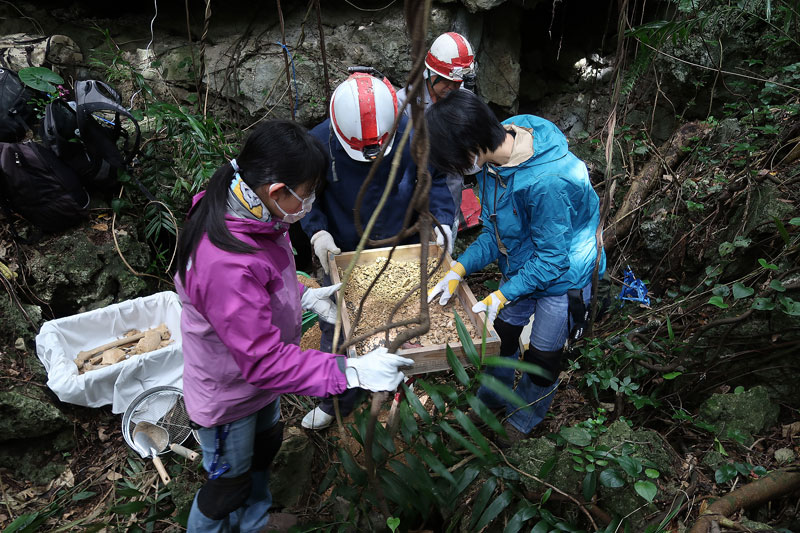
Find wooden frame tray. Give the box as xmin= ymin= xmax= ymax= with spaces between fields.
xmin=328 ymin=243 xmax=501 ymax=375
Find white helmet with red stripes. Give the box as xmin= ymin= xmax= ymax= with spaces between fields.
xmin=425 ymin=32 xmax=475 ymax=82
xmin=330 ymin=72 xmax=399 ymax=162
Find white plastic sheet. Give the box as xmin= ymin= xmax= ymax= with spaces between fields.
xmin=36 ymin=291 xmax=184 ymax=414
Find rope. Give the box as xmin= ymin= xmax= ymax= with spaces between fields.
xmin=274 ymin=41 xmax=300 ymax=118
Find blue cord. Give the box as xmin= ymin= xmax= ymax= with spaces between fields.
xmin=275 ymin=41 xmax=299 ymax=117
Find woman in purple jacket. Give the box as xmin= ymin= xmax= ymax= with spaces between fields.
xmin=175 ymin=120 xmax=413 ymax=532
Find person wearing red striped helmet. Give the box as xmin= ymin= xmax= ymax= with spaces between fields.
xmin=397 ymin=31 xmax=477 ymax=255
xmin=300 ymin=71 xmax=456 ymax=430
xmin=425 ymin=31 xmax=476 ymax=103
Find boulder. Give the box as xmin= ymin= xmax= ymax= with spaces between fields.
xmin=698 ymin=385 xmax=779 ymax=445
xmin=271 ymin=426 xmax=313 ymax=508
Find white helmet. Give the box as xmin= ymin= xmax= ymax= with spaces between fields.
xmin=425 ymin=32 xmax=475 ymax=82
xmin=330 ymin=72 xmax=398 ymax=162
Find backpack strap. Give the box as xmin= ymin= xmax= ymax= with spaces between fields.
xmin=75 ymin=80 xmax=141 ymax=165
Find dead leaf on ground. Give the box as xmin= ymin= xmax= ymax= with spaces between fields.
xmin=98 ymin=427 xmax=110 ymax=442
xmin=91 ymin=223 xmax=109 ymax=231
xmin=106 ymin=471 xmax=123 ymax=481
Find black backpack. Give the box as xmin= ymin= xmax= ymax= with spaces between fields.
xmin=0 ymin=68 xmax=37 ymax=143
xmin=40 ymin=80 xmax=140 ymax=191
xmin=0 ymin=141 xmax=89 ymax=234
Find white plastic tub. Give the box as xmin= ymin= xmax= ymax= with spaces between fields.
xmin=36 ymin=291 xmax=184 ymax=414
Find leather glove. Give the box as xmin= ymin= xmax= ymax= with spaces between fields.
xmin=311 ymin=230 xmax=341 ymax=275
xmin=427 ymin=262 xmax=466 ymax=306
xmin=472 ymin=290 xmax=508 ymax=327
xmin=433 ymin=225 xmax=454 ymax=255
xmin=300 ymin=283 xmax=341 ymax=324
xmin=344 ymin=347 xmax=415 ymax=391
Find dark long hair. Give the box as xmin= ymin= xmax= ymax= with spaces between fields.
xmin=425 ymin=90 xmax=507 ymax=174
xmin=176 ymin=120 xmax=327 ymax=283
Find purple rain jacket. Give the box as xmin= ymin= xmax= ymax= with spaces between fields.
xmin=175 ymin=194 xmax=347 ymax=427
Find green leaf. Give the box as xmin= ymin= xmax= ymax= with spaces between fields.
xmin=712 ymin=284 xmax=730 ymax=297
xmin=453 ymin=409 xmax=493 ymax=454
xmin=645 ymin=468 xmax=660 ymax=479
xmin=503 ymin=505 xmax=539 ymax=533
xmin=770 ymin=279 xmax=786 ymax=292
xmin=115 ymin=487 xmax=144 ymax=497
xmin=416 ymin=380 xmax=446 ymax=413
xmin=446 ymin=344 xmax=470 ymax=386
xmin=718 ymin=241 xmax=734 ymax=256
xmin=779 ymin=296 xmax=800 ymax=316
xmin=582 ymin=470 xmax=597 ymax=501
xmin=71 ymin=491 xmax=97 ymax=501
xmin=666 ymin=315 xmax=675 ymax=343
xmin=774 ymin=216 xmax=790 ymax=246
xmin=109 ymin=501 xmax=149 ymax=514
xmin=559 ymin=426 xmax=592 ymax=446
xmin=468 ymin=477 xmax=498 ymax=530
xmin=734 ymin=385 xmax=745 ymax=394
xmin=733 ymin=235 xmax=752 ymax=247
xmin=758 ymin=258 xmax=778 ymax=270
xmin=17 ymin=66 xmax=64 ymax=92
xmin=715 ymin=463 xmax=738 ymax=483
xmin=732 ymin=283 xmax=754 ymax=299
xmin=440 ymin=420 xmax=486 ymax=458
xmin=474 ymin=489 xmax=513 ymax=531
xmin=539 ymin=456 xmax=557 ymax=478
xmin=789 ymin=217 xmax=800 ymax=226
xmin=466 ymin=394 xmax=504 ymax=434
xmin=337 ymin=448 xmax=367 ymax=486
xmin=751 ymin=297 xmax=775 ymax=311
xmin=476 ymin=373 xmax=527 ymax=408
xmin=616 ymin=455 xmax=643 ymax=477
xmin=599 ymin=468 xmax=626 ymax=488
xmin=415 ymin=444 xmax=456 ymax=485
xmin=708 ymin=295 xmax=729 ymax=309
xmin=663 ymin=371 xmax=682 ymax=380
xmin=403 ymin=381 xmax=431 ymax=424
xmin=454 ymin=311 xmax=480 ymax=368
xmin=386 ymin=517 xmax=400 ymax=532
xmin=634 ymin=480 xmax=658 ymax=502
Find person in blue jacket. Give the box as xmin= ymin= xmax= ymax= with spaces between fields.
xmin=300 ymin=72 xmax=456 ymax=429
xmin=427 ymin=90 xmax=605 ymax=445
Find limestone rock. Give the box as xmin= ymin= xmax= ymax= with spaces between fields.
xmin=698 ymin=385 xmax=779 ymax=445
xmin=271 ymin=426 xmax=313 ymax=508
xmin=0 ymin=386 xmax=70 ymax=441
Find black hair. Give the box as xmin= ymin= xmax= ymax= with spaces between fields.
xmin=176 ymin=119 xmax=328 ymax=283
xmin=425 ymin=90 xmax=507 ymax=174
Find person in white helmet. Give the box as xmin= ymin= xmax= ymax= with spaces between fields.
xmin=299 ymin=71 xmax=456 ymax=430
xmin=397 ymin=31 xmax=478 ymax=255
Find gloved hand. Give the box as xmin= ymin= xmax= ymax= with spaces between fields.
xmin=433 ymin=225 xmax=454 ymax=255
xmin=311 ymin=230 xmax=341 ymax=275
xmin=427 ymin=262 xmax=466 ymax=306
xmin=344 ymin=347 xmax=415 ymax=391
xmin=300 ymin=283 xmax=342 ymax=324
xmin=472 ymin=290 xmax=508 ymax=326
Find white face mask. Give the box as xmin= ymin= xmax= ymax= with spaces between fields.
xmin=464 ymin=153 xmax=482 ymax=175
xmin=270 ymin=184 xmax=315 ymax=223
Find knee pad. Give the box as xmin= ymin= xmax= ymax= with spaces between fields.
xmin=523 ymin=347 xmax=563 ymax=387
xmin=252 ymin=421 xmax=284 ymax=471
xmin=493 ymin=318 xmax=525 ymax=356
xmin=196 ymin=472 xmax=252 ymax=520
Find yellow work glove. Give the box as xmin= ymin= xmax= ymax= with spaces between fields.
xmin=427 ymin=262 xmax=466 ymax=306
xmin=472 ymin=290 xmax=508 ymax=326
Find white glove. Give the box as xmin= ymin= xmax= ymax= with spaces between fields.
xmin=434 ymin=225 xmax=454 ymax=255
xmin=427 ymin=262 xmax=466 ymax=306
xmin=344 ymin=347 xmax=415 ymax=391
xmin=472 ymin=290 xmax=508 ymax=327
xmin=300 ymin=283 xmax=342 ymax=324
xmin=311 ymin=230 xmax=341 ymax=275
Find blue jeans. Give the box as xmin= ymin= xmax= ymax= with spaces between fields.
xmin=477 ymin=283 xmax=591 ymax=435
xmin=187 ymin=399 xmax=281 ymax=533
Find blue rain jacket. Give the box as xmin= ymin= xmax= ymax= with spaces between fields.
xmin=301 ymin=115 xmax=455 ymax=252
xmin=457 ymin=115 xmax=605 ymax=302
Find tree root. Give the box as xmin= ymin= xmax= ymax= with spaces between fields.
xmin=688 ymin=469 xmax=800 ymax=533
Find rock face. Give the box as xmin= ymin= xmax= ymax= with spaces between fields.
xmin=0 ymin=386 xmax=73 ymax=485
xmin=698 ymin=385 xmax=779 ymax=445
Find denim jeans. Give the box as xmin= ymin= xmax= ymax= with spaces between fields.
xmin=187 ymin=399 xmax=281 ymax=533
xmin=477 ymin=283 xmax=591 ymax=435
